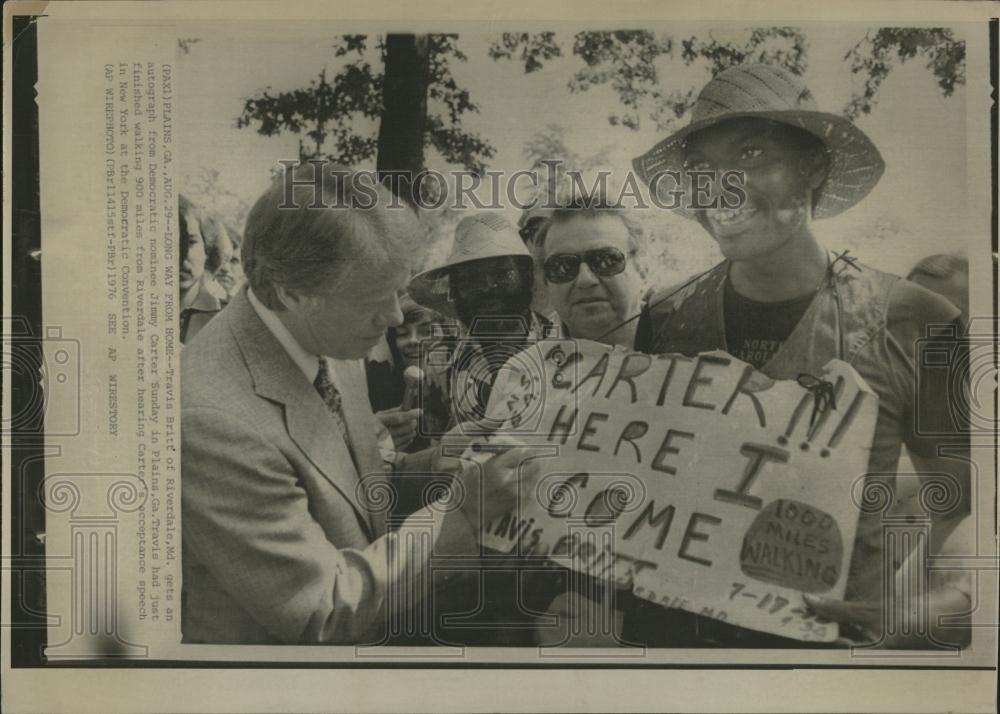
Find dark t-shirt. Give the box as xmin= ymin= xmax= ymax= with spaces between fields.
xmin=627 ymin=272 xmax=969 ymax=647
xmin=722 ymin=279 xmax=815 ymax=369
xmin=635 ymin=275 xmax=967 ymax=457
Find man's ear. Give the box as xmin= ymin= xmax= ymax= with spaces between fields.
xmin=799 ymin=149 xmax=830 ymax=190
xmin=274 ymin=284 xmax=309 ymax=312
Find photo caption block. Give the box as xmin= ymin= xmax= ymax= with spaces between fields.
xmin=39 ymin=21 xmax=179 ymax=658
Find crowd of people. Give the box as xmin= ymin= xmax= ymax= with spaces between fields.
xmin=179 ymin=64 xmax=973 ymax=648
xmin=178 ymin=194 xmax=245 ymax=343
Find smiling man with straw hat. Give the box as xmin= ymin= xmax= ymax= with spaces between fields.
xmin=408 ymin=213 xmax=558 ymax=646
xmin=627 ymin=63 xmax=971 ymax=649
xmin=409 ymin=212 xmax=553 ymax=432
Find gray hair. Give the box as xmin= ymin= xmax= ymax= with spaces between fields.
xmin=907 ymin=253 xmax=968 ymax=281
xmin=200 ymin=214 xmax=232 ymax=274
xmin=533 ymin=199 xmax=643 ymax=263
xmin=242 ymin=163 xmax=424 ymax=310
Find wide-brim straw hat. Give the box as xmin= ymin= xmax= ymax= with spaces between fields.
xmin=632 ymin=63 xmax=885 ymax=220
xmin=408 ymin=212 xmax=532 ymax=318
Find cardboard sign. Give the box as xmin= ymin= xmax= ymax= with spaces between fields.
xmin=475 ymin=339 xmax=878 ymax=642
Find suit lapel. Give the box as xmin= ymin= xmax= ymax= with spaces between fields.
xmin=228 ymin=291 xmax=375 ymax=540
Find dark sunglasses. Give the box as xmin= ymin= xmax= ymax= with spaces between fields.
xmin=542 ymin=247 xmax=627 ymax=284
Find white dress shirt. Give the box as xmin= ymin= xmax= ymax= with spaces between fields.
xmin=247 ymin=288 xmax=342 ymax=388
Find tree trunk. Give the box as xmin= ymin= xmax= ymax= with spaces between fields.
xmin=377 ymin=34 xmax=431 ymax=207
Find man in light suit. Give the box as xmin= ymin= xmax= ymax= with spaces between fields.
xmin=181 ymin=164 xmax=528 ymax=645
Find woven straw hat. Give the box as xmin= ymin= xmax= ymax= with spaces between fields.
xmin=408 ymin=212 xmax=532 ymax=318
xmin=632 ymin=63 xmax=884 ymax=219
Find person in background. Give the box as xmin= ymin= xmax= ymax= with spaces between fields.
xmin=366 ymin=294 xmax=438 ymax=415
xmin=365 ymin=293 xmax=444 ymax=455
xmin=179 ymin=199 xmax=232 ymax=344
xmin=487 ymin=199 xmax=648 ymax=647
xmin=534 ymin=199 xmax=644 ymax=349
xmin=407 ymin=212 xmax=554 ymax=646
xmin=393 ymin=295 xmax=440 ymax=376
xmin=179 ymin=194 xmax=207 ymax=324
xmin=215 ymin=225 xmax=246 ymax=302
xmin=518 ymin=206 xmax=549 ymax=247
xmin=518 ymin=202 xmax=556 ymax=320
xmin=907 ymin=253 xmax=969 ymax=319
xmin=408 ymin=212 xmax=553 ymax=430
xmin=201 ymin=215 xmax=234 ymax=301
xmin=630 ymin=63 xmax=970 ymax=648
xmin=365 ymin=294 xmax=449 ymax=521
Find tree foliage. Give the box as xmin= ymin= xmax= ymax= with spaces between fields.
xmin=519 ymin=123 xmax=615 ymax=209
xmin=234 ymin=27 xmax=965 ymax=177
xmin=499 ymin=28 xmax=807 ymax=132
xmin=183 ymin=167 xmax=251 ymax=231
xmin=522 ymin=123 xmax=612 ymax=172
xmin=495 ymin=27 xmax=965 ymax=131
xmin=236 ymin=36 xmax=382 ymax=166
xmin=237 ymin=34 xmax=495 ymax=174
xmin=842 ymin=28 xmax=965 ymax=119
xmin=570 ymin=31 xmax=673 ymax=130
xmin=425 ymin=35 xmax=496 ymax=174
xmin=487 ymin=32 xmax=562 ymax=72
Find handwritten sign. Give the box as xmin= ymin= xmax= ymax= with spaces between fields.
xmin=474 ymin=339 xmax=878 ymax=642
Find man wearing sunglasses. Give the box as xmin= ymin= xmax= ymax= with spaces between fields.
xmin=520 ymin=200 xmax=645 ymax=646
xmin=534 ymin=200 xmax=644 ymax=349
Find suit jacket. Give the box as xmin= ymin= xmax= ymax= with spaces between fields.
xmin=179 ymin=281 xmax=222 ymax=344
xmin=181 ymin=289 xmax=460 ymax=645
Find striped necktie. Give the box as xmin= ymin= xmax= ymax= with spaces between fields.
xmin=313 ymin=358 xmax=349 ymax=444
